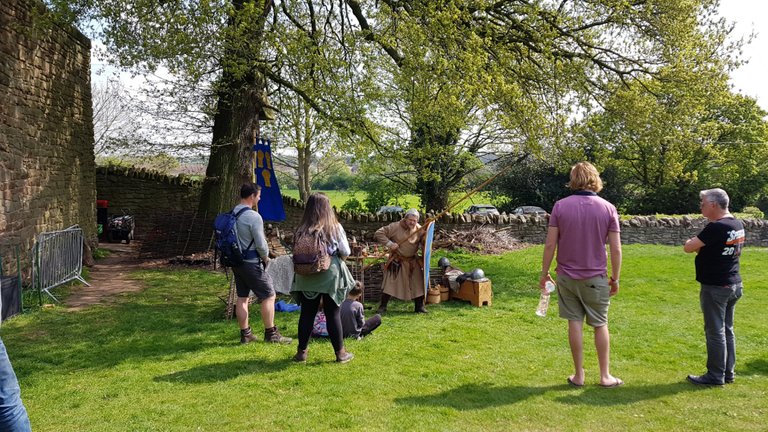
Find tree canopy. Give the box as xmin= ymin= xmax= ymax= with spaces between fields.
xmin=46 ymin=0 xmax=751 ymax=214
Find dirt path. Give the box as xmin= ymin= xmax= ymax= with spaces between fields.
xmin=64 ymin=242 xmax=148 ymax=311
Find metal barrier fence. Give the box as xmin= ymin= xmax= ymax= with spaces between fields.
xmin=32 ymin=225 xmax=90 ymax=302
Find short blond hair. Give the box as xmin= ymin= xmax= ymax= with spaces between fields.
xmin=567 ymin=162 xmax=603 ymax=192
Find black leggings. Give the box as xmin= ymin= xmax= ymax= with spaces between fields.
xmin=297 ymin=293 xmax=344 ymax=352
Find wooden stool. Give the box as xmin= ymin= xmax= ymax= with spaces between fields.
xmin=454 ymin=278 xmax=492 ymax=307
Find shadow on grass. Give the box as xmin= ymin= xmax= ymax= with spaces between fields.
xmin=394 ymin=383 xmax=560 ymax=410
xmin=554 ymin=382 xmax=706 ymax=406
xmin=5 ymin=270 xmax=300 ymax=382
xmin=396 ymin=381 xmax=708 ymax=410
xmin=9 ymin=301 xmax=227 ymax=381
xmin=154 ymin=358 xmax=291 ymax=383
xmin=740 ymin=358 xmax=768 ymax=377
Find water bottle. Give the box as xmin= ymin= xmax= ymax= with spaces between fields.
xmin=535 ymin=281 xmax=556 ymax=317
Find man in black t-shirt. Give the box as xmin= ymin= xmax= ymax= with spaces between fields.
xmin=683 ymin=188 xmax=745 ymax=386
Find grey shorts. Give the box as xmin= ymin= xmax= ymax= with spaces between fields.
xmin=232 ymin=261 xmax=275 ymax=300
xmin=556 ymin=273 xmax=610 ymax=327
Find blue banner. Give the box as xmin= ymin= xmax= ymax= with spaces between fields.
xmin=253 ymin=138 xmax=286 ymax=222
xmin=422 ymin=220 xmax=435 ymax=296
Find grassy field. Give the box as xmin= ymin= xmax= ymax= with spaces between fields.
xmin=281 ymin=189 xmax=498 ymax=213
xmin=3 ymin=245 xmax=767 ymax=431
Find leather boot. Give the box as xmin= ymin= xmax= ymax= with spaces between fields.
xmin=264 ymin=326 xmax=293 ymax=344
xmin=414 ymin=297 xmax=428 ymax=313
xmin=240 ymin=327 xmax=258 ymax=344
xmin=293 ymin=348 xmax=308 ymax=363
xmin=335 ymin=348 xmax=354 ymax=363
xmin=377 ymin=293 xmax=391 ymax=314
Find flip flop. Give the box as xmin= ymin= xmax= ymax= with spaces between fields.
xmin=567 ymin=377 xmax=584 ymax=387
xmin=599 ymin=378 xmax=624 ymax=388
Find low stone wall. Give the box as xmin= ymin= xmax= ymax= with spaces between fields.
xmin=95 ymin=165 xmax=203 ymax=223
xmin=94 ymin=177 xmax=768 ymax=260
xmin=280 ymin=197 xmax=768 ymax=247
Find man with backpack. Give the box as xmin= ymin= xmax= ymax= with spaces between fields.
xmin=228 ymin=183 xmax=292 ymax=345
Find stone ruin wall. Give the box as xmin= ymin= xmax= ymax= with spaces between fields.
xmin=95 ymin=166 xmax=203 ymax=222
xmin=282 ymin=197 xmax=768 ymax=247
xmin=96 ymin=171 xmax=768 ymax=259
xmin=0 ymin=0 xmax=96 ymax=276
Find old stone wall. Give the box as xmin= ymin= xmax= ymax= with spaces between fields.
xmin=0 ymin=0 xmax=96 ymax=276
xmin=94 ymin=171 xmax=768 ymax=259
xmin=95 ymin=165 xmax=203 ymax=222
xmin=281 ymin=197 xmax=768 ymax=247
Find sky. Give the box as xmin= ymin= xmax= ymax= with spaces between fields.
xmin=719 ymin=0 xmax=768 ymax=111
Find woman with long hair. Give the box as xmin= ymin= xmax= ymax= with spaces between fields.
xmin=292 ymin=193 xmax=355 ymax=363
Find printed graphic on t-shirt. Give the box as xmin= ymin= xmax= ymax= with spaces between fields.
xmin=723 ymin=229 xmax=745 ymax=256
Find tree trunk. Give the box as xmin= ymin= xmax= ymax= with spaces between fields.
xmin=198 ymin=82 xmax=263 ymax=216
xmin=297 ymin=144 xmax=312 ymax=203
xmin=198 ymin=0 xmax=273 ymax=216
xmin=411 ymin=124 xmax=461 ymax=213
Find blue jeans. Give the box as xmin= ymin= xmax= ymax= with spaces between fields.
xmin=699 ymin=283 xmax=743 ymax=383
xmin=0 ymin=337 xmax=31 ymax=432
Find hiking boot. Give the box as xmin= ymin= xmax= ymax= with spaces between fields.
xmin=414 ymin=297 xmax=429 ymax=314
xmin=377 ymin=293 xmax=391 ymax=314
xmin=293 ymin=349 xmax=308 ymax=363
xmin=264 ymin=326 xmax=293 ymax=344
xmin=240 ymin=327 xmax=258 ymax=344
xmin=335 ymin=349 xmax=354 ymax=363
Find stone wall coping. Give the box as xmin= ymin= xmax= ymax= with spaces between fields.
xmin=96 ymin=165 xmax=202 ymax=187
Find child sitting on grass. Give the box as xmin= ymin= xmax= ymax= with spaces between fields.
xmin=340 ymin=281 xmax=382 ymax=339
xmin=312 ymin=298 xmax=329 ymax=338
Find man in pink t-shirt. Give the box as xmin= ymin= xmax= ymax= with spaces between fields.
xmin=540 ymin=162 xmax=623 ymax=388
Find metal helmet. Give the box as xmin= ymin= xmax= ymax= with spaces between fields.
xmin=438 ymin=257 xmax=451 ymax=268
xmin=469 ymin=268 xmax=485 ymax=280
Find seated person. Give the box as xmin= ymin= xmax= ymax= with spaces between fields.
xmin=312 ymin=307 xmax=329 ymax=338
xmin=341 ymin=281 xmax=382 ymax=339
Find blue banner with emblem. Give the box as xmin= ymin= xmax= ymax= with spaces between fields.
xmin=253 ymin=138 xmax=286 ymax=222
xmin=422 ymin=220 xmax=435 ymax=296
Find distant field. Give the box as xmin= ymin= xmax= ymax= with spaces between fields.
xmin=282 ymin=189 xmax=498 ymax=213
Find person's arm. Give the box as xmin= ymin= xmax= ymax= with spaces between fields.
xmin=684 ymin=236 xmax=705 ymax=253
xmin=249 ymin=212 xmax=270 ymax=261
xmin=607 ymin=230 xmax=622 ymax=296
xmin=374 ymin=223 xmax=398 ymax=251
xmin=539 ymin=226 xmax=558 ymax=291
xmin=355 ymin=303 xmax=365 ymax=327
xmin=335 ymin=225 xmax=351 ymax=258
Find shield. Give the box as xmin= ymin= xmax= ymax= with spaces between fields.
xmin=422 ymin=220 xmax=435 ymax=296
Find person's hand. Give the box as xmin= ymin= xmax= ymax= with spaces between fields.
xmin=609 ymin=277 xmax=619 ymax=296
xmin=539 ymin=273 xmax=554 ymax=294
xmin=388 ymin=242 xmax=399 ymax=252
xmin=262 ymin=256 xmax=271 ymax=267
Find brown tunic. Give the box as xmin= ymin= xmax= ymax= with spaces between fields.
xmin=374 ymin=220 xmax=424 ymax=300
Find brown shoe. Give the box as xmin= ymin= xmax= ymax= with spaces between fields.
xmin=240 ymin=327 xmax=258 ymax=344
xmin=335 ymin=349 xmax=354 ymax=363
xmin=293 ymin=349 xmax=308 ymax=363
xmin=264 ymin=326 xmax=293 ymax=344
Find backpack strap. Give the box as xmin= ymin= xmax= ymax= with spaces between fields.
xmin=233 ymin=207 xmax=256 ymax=257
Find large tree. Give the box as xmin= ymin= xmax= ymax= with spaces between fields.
xmin=329 ymin=0 xmax=739 ymax=211
xmin=49 ymin=0 xmax=740 ymax=214
xmin=49 ymin=0 xmax=276 ymax=216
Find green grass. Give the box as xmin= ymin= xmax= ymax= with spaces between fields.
xmin=3 ymin=245 xmax=768 ymax=431
xmin=282 ymin=190 xmax=498 ymax=213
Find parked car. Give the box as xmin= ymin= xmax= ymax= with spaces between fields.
xmin=376 ymin=205 xmax=404 ymax=215
xmin=513 ymin=206 xmax=548 ymax=216
xmin=467 ymin=204 xmax=500 ymax=216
